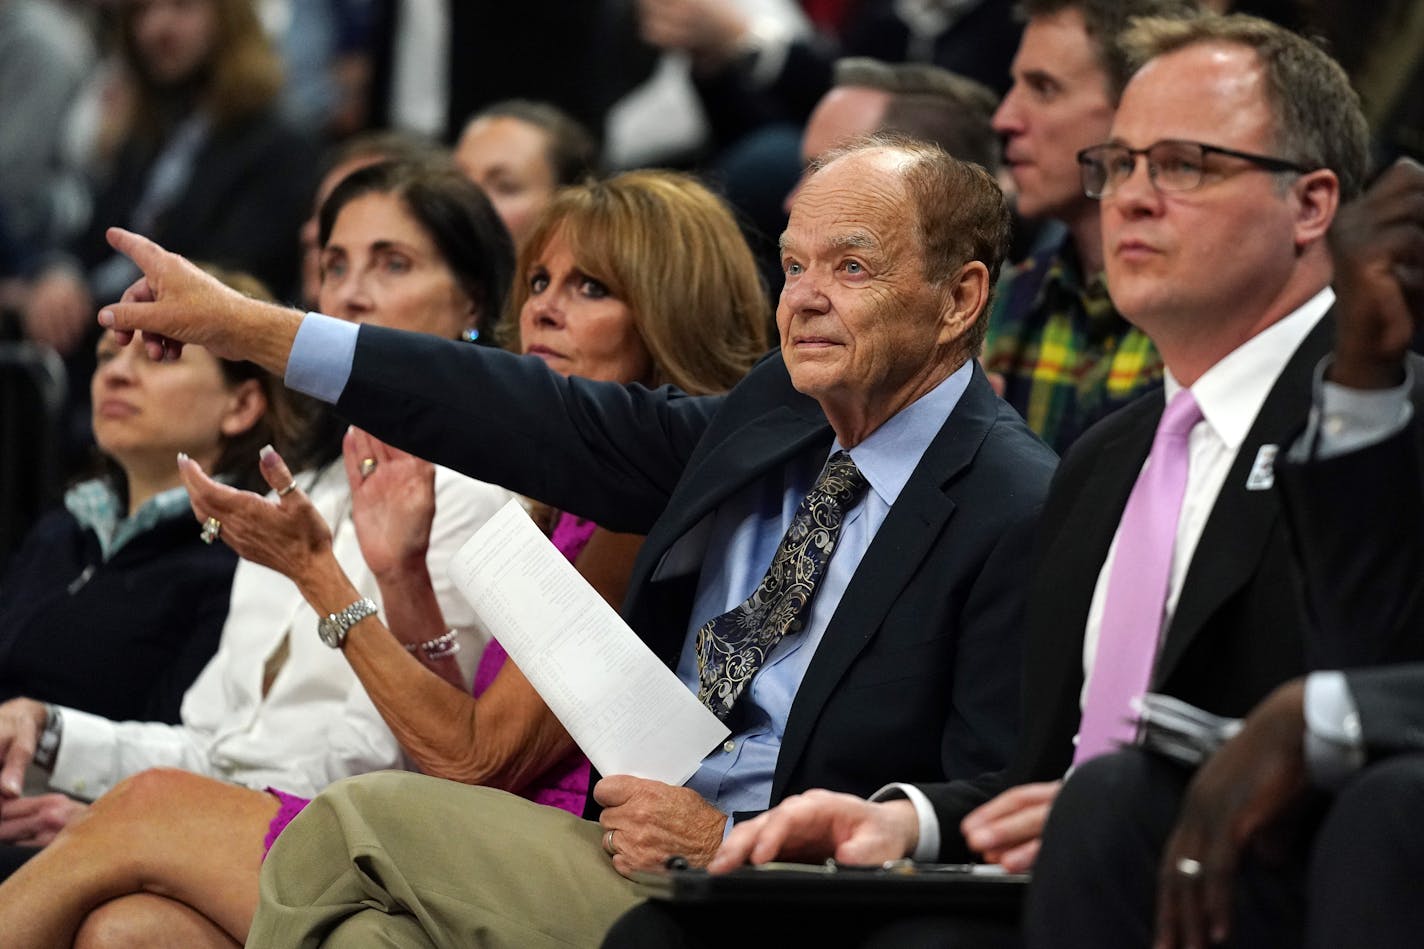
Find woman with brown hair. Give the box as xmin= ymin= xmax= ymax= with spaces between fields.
xmin=0 ymin=265 xmax=299 ymax=727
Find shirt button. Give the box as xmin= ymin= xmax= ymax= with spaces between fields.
xmin=723 ymin=740 xmax=736 ymax=754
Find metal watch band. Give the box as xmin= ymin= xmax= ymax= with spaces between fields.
xmin=34 ymin=703 xmax=62 ymax=770
xmin=319 ymin=597 xmax=378 ymax=649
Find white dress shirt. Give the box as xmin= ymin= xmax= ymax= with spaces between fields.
xmin=49 ymin=462 xmax=513 ymax=801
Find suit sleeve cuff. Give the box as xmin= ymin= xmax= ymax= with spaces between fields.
xmin=284 ymin=312 xmax=358 ymax=404
xmin=870 ymin=782 xmax=939 ymax=862
xmin=1304 ymin=670 xmax=1366 ymax=791
xmin=1293 ymin=358 xmax=1413 ymax=461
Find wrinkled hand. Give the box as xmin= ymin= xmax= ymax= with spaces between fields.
xmin=177 ymin=446 xmax=334 ymax=586
xmin=1154 ymin=679 xmax=1310 ymax=949
xmin=0 ymin=793 xmax=88 ymax=847
xmin=97 ymin=227 xmax=284 ymax=366
xmin=638 ymin=0 xmax=748 ymax=64
xmin=959 ymin=780 xmax=1061 ymax=872
xmin=594 ymin=776 xmax=728 ymax=877
xmin=0 ymin=700 xmax=48 ymax=797
xmin=345 ymin=427 xmax=435 ymax=579
xmin=708 ymin=789 xmax=918 ymax=872
xmin=22 ymin=268 xmax=94 ymax=356
xmin=1328 ymin=157 xmax=1424 ymax=389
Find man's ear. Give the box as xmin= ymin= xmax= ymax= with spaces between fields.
xmin=939 ymin=260 xmax=991 ymax=346
xmin=1292 ymin=168 xmax=1340 ymax=250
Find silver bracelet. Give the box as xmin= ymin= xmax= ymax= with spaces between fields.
xmin=405 ymin=629 xmax=461 ymax=661
xmin=33 ymin=704 xmax=62 ymax=770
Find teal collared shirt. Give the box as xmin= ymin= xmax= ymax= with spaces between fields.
xmin=65 ymin=480 xmax=194 ymax=561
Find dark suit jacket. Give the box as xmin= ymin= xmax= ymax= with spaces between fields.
xmin=921 ymin=312 xmax=1423 ymax=858
xmin=1275 ymin=363 xmax=1424 ymax=667
xmin=1346 ymin=663 xmax=1424 ymax=759
xmin=335 ymin=329 xmax=1057 ymax=811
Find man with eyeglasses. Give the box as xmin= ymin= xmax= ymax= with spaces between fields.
xmin=628 ymin=12 xmax=1418 ymax=947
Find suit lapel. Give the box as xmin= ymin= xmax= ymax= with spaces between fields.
xmin=1153 ymin=315 xmax=1333 ymax=683
xmin=1042 ymin=409 xmax=1158 ymax=643
xmin=644 ymin=406 xmax=832 ymax=549
xmin=1014 ymin=398 xmax=1158 ymax=781
xmin=631 ymin=397 xmax=834 ymax=665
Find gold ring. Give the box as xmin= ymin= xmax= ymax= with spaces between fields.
xmin=359 ymin=458 xmax=377 ymax=479
xmin=200 ymin=517 xmax=221 ymax=544
xmin=602 ymin=828 xmax=617 ymax=856
xmin=1176 ymin=857 xmax=1203 ymax=880
xmin=278 ymin=480 xmax=298 ymax=497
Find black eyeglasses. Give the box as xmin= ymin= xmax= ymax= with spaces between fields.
xmin=1077 ymin=139 xmax=1311 ymax=198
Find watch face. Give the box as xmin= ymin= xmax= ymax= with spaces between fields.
xmin=318 ymin=617 xmax=344 ymax=649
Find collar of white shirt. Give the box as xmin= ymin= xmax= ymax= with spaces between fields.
xmin=1163 ymin=286 xmax=1335 ymax=451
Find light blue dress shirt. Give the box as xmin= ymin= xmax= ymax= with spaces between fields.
xmin=285 ymin=315 xmax=973 ymax=824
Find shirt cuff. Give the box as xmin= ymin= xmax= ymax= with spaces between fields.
xmin=870 ymin=782 xmax=939 ymax=862
xmin=1304 ymin=670 xmax=1366 ymax=791
xmin=284 ymin=312 xmax=358 ymax=404
xmin=1293 ymin=357 xmax=1414 ymax=461
xmin=47 ymin=707 xmax=118 ymax=802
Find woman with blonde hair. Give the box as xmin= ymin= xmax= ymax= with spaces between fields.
xmin=505 ymin=168 xmax=770 ymax=397
xmin=0 ymin=167 xmax=770 ymax=947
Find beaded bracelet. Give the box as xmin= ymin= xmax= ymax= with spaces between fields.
xmin=405 ymin=629 xmax=461 ymax=661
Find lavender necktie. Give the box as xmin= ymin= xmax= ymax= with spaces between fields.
xmin=1074 ymin=389 xmax=1203 ymax=765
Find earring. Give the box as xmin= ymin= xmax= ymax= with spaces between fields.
xmin=460 ymin=328 xmax=480 ymax=344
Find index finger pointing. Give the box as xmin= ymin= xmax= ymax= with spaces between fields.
xmin=106 ymin=227 xmax=168 ymax=275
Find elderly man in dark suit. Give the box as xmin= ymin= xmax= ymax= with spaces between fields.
xmin=692 ymin=8 xmax=1410 ymax=901
xmin=83 ymin=136 xmax=1056 ymax=946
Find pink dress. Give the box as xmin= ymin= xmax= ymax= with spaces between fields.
xmin=263 ymin=513 xmax=598 ymax=854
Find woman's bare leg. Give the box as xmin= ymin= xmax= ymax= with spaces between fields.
xmin=75 ymin=893 xmax=240 ymax=949
xmin=0 ymin=768 xmax=279 ymax=947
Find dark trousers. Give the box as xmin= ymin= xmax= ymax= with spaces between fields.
xmin=1025 ymin=747 xmax=1424 ymax=949
xmin=0 ymin=843 xmax=39 ymax=881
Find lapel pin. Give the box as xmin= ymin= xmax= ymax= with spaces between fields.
xmin=1245 ymin=444 xmax=1278 ymax=491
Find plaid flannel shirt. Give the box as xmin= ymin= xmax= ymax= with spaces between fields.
xmin=983 ymin=237 xmax=1164 ymax=453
